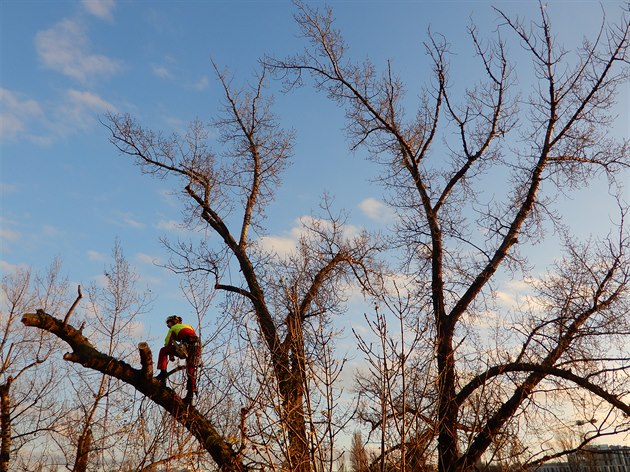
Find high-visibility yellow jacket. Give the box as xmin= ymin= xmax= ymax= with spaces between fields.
xmin=164 ymin=323 xmax=196 ymax=347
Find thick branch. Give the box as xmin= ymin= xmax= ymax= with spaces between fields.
xmin=456 ymin=362 xmax=630 ymax=415
xmin=22 ymin=310 xmax=247 ymax=471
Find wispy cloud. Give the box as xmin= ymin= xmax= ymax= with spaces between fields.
xmin=0 ymin=183 xmax=18 ymax=195
xmin=127 ymin=320 xmax=144 ymax=337
xmin=0 ymin=260 xmax=28 ymax=275
xmin=0 ymin=228 xmax=20 ymax=242
xmin=152 ymin=65 xmax=173 ymax=79
xmin=81 ymin=0 xmax=115 ymax=21
xmin=123 ymin=217 xmax=144 ymax=229
xmin=136 ymin=252 xmax=160 ymax=265
xmin=156 ymin=219 xmax=186 ymax=233
xmin=35 ymin=19 xmax=121 ymax=83
xmin=0 ymin=217 xmax=20 ymax=244
xmin=257 ymin=216 xmax=363 ymax=258
xmin=93 ymin=273 xmax=109 ymax=288
xmin=68 ymin=89 xmax=116 ymax=112
xmin=194 ymin=76 xmax=209 ymax=91
xmin=0 ymin=88 xmax=45 ymax=142
xmin=258 ymin=235 xmax=297 ymax=257
xmin=162 ymin=115 xmax=185 ymax=132
xmin=495 ymin=279 xmax=535 ymax=309
xmin=52 ymin=89 xmax=117 ymax=135
xmin=42 ymin=225 xmax=64 ymax=237
xmin=107 ymin=211 xmax=145 ymax=229
xmin=87 ymin=250 xmax=106 ymax=261
xmin=359 ymin=197 xmax=395 ymax=222
xmin=1 ymin=87 xmax=117 ymax=144
xmin=158 ymin=188 xmax=180 ymax=207
xmin=257 ymin=218 xmax=309 ymax=257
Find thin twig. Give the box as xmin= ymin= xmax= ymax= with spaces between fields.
xmin=63 ymin=285 xmax=83 ymax=325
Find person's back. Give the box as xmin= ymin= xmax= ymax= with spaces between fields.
xmin=165 ymin=321 xmax=196 ymax=346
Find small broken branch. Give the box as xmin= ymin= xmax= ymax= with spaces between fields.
xmin=63 ymin=285 xmax=83 ymax=325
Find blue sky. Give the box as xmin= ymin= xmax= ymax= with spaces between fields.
xmin=1 ymin=0 xmax=628 ymax=347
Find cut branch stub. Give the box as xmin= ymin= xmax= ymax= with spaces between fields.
xmin=138 ymin=342 xmax=154 ymax=378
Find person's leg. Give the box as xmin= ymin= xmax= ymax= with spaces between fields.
xmin=157 ymin=346 xmax=170 ymax=370
xmin=185 ymin=360 xmax=197 ymax=393
xmin=156 ymin=346 xmax=171 ymax=383
xmin=184 ymin=339 xmax=200 ymax=393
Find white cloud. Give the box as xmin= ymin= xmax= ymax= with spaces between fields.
xmin=158 ymin=188 xmax=180 ymax=207
xmin=0 ymin=89 xmax=43 ymax=117
xmin=0 ymin=114 xmax=24 ymax=141
xmin=0 ymin=228 xmax=20 ymax=242
xmin=0 ymin=261 xmax=30 ymax=307
xmin=87 ymin=250 xmax=106 ymax=261
xmin=162 ymin=115 xmax=185 ymax=131
xmin=81 ymin=0 xmax=115 ymax=20
xmin=123 ymin=217 xmax=144 ymax=229
xmin=0 ymin=183 xmax=17 ymax=195
xmin=136 ymin=252 xmax=159 ymax=265
xmin=495 ymin=279 xmax=535 ymax=308
xmin=495 ymin=290 xmax=517 ymax=306
xmin=463 ymin=309 xmax=501 ymax=329
xmin=0 ymin=88 xmax=117 ymax=144
xmin=257 ymin=215 xmax=363 ymax=258
xmin=257 ymin=217 xmax=313 ymax=258
xmin=106 ymin=211 xmax=144 ymax=229
xmin=68 ymin=89 xmax=116 ymax=112
xmin=258 ymin=235 xmax=298 ymax=257
xmin=127 ymin=320 xmax=144 ymax=337
xmin=1 ymin=87 xmax=116 ymax=143
xmin=93 ymin=273 xmax=109 ymax=288
xmin=0 ymin=260 xmax=27 ymax=274
xmin=359 ymin=197 xmax=395 ymax=222
xmin=54 ymin=89 xmax=117 ymax=133
xmin=42 ymin=225 xmax=63 ymax=237
xmin=194 ymin=76 xmax=209 ymax=91
xmin=35 ymin=19 xmax=120 ymax=83
xmin=156 ymin=219 xmax=185 ymax=232
xmin=139 ymin=274 xmax=163 ymax=286
xmin=0 ymin=89 xmax=44 ymax=142
xmin=152 ymin=65 xmax=173 ymax=79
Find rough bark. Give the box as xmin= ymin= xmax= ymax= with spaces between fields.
xmin=73 ymin=427 xmax=92 ymax=472
xmin=0 ymin=379 xmax=11 ymax=472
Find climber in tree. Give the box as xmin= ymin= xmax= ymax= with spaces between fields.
xmin=156 ymin=315 xmax=200 ymax=401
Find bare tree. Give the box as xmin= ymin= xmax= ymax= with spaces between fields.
xmin=1 ymin=260 xmax=70 ymax=471
xmin=349 ymin=431 xmax=370 ymax=472
xmin=19 ymin=4 xmax=629 ymax=471
xmin=22 ymin=63 xmax=380 ymax=471
xmin=354 ymin=294 xmax=435 ymax=472
xmin=53 ymin=241 xmax=156 ymax=471
xmin=268 ymin=2 xmax=630 ymax=471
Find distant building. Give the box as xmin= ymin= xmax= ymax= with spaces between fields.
xmin=534 ymin=462 xmax=572 ymax=472
xmin=568 ymin=445 xmax=630 ymax=472
xmin=530 ymin=445 xmax=630 ymax=472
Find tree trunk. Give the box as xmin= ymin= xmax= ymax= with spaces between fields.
xmin=73 ymin=427 xmax=92 ymax=472
xmin=284 ymin=386 xmax=311 ymax=472
xmin=437 ymin=322 xmax=459 ymax=472
xmin=0 ymin=380 xmax=11 ymax=472
xmin=282 ymin=314 xmax=312 ymax=472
